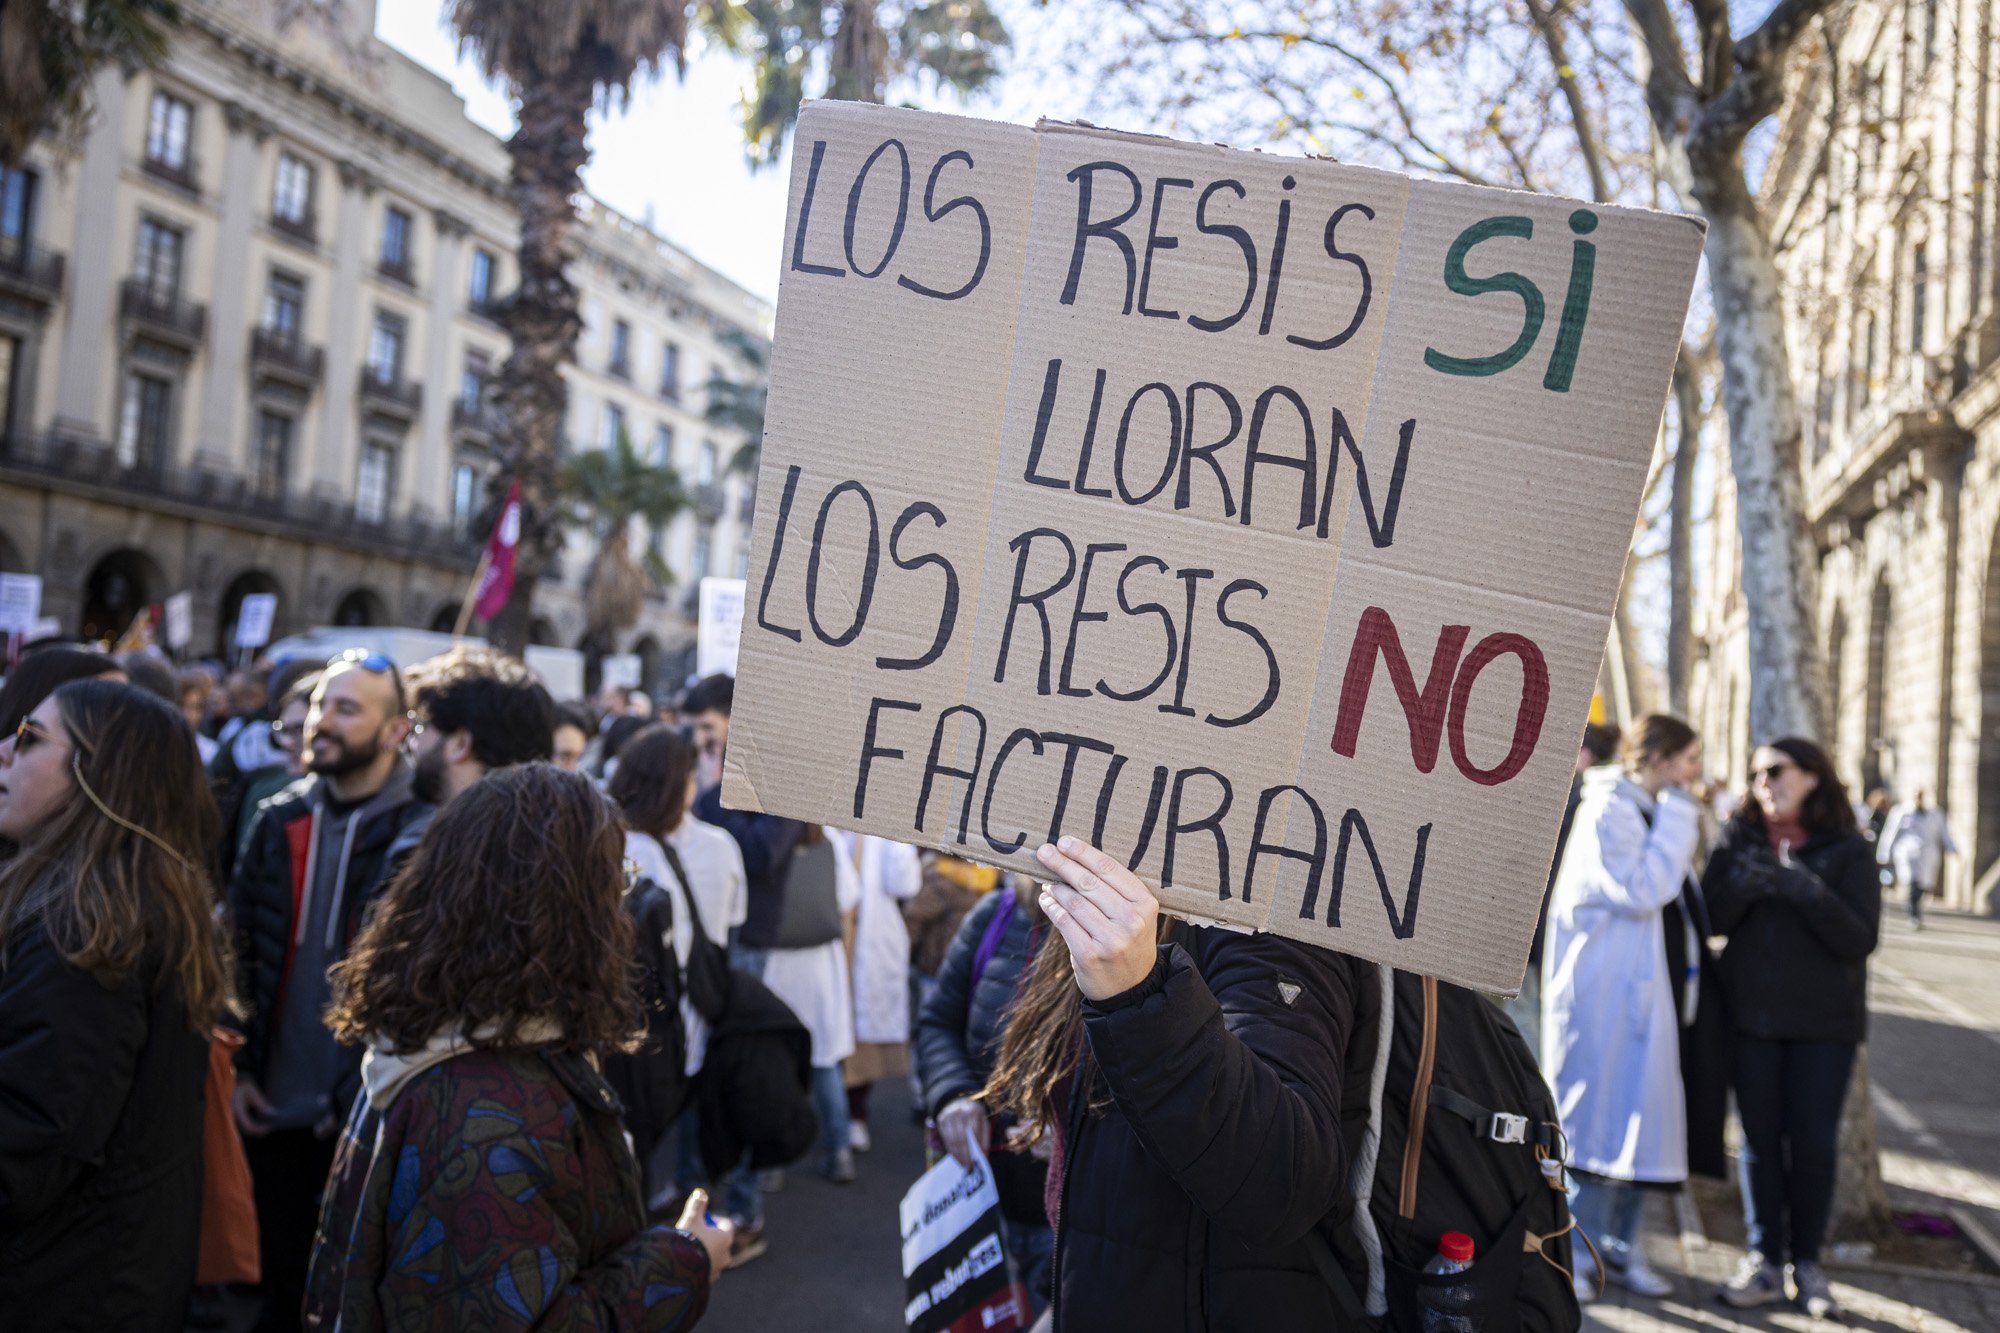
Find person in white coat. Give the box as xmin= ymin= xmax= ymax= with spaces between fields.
xmin=761 ymin=825 xmax=863 ymax=1181
xmin=1543 ymin=713 xmax=1704 ymax=1300
xmin=832 ymin=829 xmax=922 ymax=1152
xmin=1878 ymin=787 xmax=1956 ymax=928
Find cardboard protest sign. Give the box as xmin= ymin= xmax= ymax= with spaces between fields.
xmin=900 ymin=1144 xmax=1030 ymax=1333
xmin=723 ymin=102 xmax=1702 ymax=992
xmin=697 ymin=577 xmax=747 ymax=680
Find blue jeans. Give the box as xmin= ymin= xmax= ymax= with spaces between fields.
xmin=1735 ymin=1037 xmax=1856 ymax=1264
xmin=812 ymin=1062 xmax=851 ymax=1160
xmin=1571 ymin=1172 xmax=1645 ymax=1259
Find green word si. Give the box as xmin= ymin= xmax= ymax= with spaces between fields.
xmin=1422 ymin=209 xmax=1598 ymax=393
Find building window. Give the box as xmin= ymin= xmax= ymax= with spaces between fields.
xmin=134 ymin=217 xmax=184 ymax=298
xmin=692 ymin=528 xmax=712 ymax=583
xmin=366 ymin=311 xmax=405 ymax=385
xmin=451 ymin=460 xmax=480 ymax=537
xmin=272 ymin=152 xmax=313 ymax=230
xmin=145 ymin=92 xmax=192 ymax=173
xmin=116 ymin=371 xmax=172 ymax=470
xmin=262 ymin=270 xmax=304 ymax=338
xmin=0 ymin=166 xmax=35 ymax=259
xmin=356 ymin=441 xmax=394 ymax=523
xmin=468 ymin=247 xmax=495 ymax=307
xmin=600 ymin=401 xmax=626 ymax=450
xmin=254 ymin=410 xmax=292 ymax=500
xmin=660 ymin=341 xmax=680 ymax=401
xmin=609 ymin=319 xmax=632 ymax=379
xmin=460 ymin=349 xmax=489 ymax=412
xmin=651 ymin=422 xmax=674 ymax=468
xmin=697 ymin=440 xmax=718 ymax=485
xmin=379 ymin=205 xmax=412 ymax=277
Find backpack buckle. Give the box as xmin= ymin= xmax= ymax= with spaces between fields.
xmin=1485 ymin=1113 xmax=1529 ymax=1145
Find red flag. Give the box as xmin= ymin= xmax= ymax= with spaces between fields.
xmin=472 ymin=480 xmax=522 ymax=621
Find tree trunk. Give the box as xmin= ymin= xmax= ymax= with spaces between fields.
xmin=829 ymin=2 xmax=887 ymax=104
xmin=1667 ymin=349 xmax=1699 ymax=715
xmin=1686 ymin=165 xmax=1828 ymax=744
xmin=487 ymin=62 xmax=593 ymax=654
xmin=1831 ymin=1046 xmax=1892 ymax=1244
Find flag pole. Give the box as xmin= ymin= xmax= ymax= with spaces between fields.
xmin=453 ymin=549 xmax=492 ymax=640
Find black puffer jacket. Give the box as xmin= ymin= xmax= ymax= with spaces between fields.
xmin=1053 ymin=927 xmax=1369 ymax=1332
xmin=916 ymin=890 xmax=1036 ymax=1116
xmin=1702 ymin=819 xmax=1879 ymax=1044
xmin=228 ymin=772 xmax=431 ymax=1086
xmin=0 ymin=923 xmax=207 ymax=1331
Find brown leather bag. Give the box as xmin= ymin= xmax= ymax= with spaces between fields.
xmin=197 ymin=1029 xmax=261 ymax=1285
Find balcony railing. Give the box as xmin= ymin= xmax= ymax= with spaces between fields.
xmin=119 ymin=278 xmax=207 ymax=346
xmin=141 ymin=152 xmax=200 ymax=193
xmin=269 ymin=210 xmax=317 ymax=247
xmin=359 ymin=369 xmax=423 ymax=418
xmin=693 ymin=483 xmax=724 ymax=521
xmin=469 ymin=295 xmax=506 ymax=325
xmin=0 ymin=241 xmax=65 ymax=305
xmin=250 ymin=327 xmax=324 ymax=388
xmin=0 ymin=432 xmax=479 ymax=567
xmin=377 ymin=257 xmax=416 ymax=288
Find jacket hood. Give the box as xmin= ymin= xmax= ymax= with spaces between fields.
xmin=1580 ymin=764 xmax=1643 ymax=807
xmin=361 ymin=1019 xmax=564 ymax=1111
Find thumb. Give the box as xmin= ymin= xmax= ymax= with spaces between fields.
xmin=676 ymin=1188 xmax=710 ymax=1231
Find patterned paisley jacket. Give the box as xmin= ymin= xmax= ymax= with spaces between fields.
xmin=304 ymin=1045 xmax=710 ymax=1331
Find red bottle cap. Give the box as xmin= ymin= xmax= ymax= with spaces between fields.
xmin=1439 ymin=1232 xmax=1475 ymax=1262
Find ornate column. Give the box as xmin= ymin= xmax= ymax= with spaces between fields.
xmin=309 ymin=160 xmax=376 ymax=498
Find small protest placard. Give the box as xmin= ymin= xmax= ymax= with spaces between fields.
xmin=602 ymin=653 xmax=643 ymax=691
xmin=0 ymin=574 xmax=43 ymax=634
xmin=723 ymin=103 xmax=1702 ymax=992
xmin=899 ymin=1144 xmax=1029 ymax=1333
xmin=164 ymin=592 xmax=193 ymax=651
xmin=697 ymin=577 xmax=747 ymax=680
xmin=234 ymin=594 xmax=277 ymax=650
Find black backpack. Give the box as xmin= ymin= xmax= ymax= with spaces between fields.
xmin=1318 ymin=968 xmax=1583 ymax=1333
xmin=602 ymin=871 xmax=692 ymax=1165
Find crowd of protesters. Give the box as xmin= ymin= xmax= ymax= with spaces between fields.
xmin=0 ymin=626 xmax=1915 ymax=1330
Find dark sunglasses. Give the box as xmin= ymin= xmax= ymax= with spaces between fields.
xmin=11 ymin=717 xmax=61 ymax=754
xmin=1753 ymin=762 xmax=1796 ymax=783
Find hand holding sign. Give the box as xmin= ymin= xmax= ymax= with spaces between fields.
xmin=1037 ymin=837 xmax=1160 ymax=1002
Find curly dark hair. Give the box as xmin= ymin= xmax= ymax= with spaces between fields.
xmin=327 ymin=763 xmax=637 ymax=1056
xmin=405 ymin=645 xmax=555 ymax=770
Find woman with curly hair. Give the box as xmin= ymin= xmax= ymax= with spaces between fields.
xmin=0 ymin=679 xmax=231 ymax=1330
xmin=303 ymin=764 xmax=730 ymax=1331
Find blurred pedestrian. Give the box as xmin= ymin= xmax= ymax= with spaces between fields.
xmin=1542 ymin=713 xmax=1704 ymax=1299
xmin=0 ymin=680 xmax=232 ymax=1330
xmin=985 ymin=839 xmax=1365 ymax=1329
xmin=917 ymin=873 xmax=1054 ymax=1316
xmin=761 ymin=824 xmax=861 ymax=1183
xmin=305 ymin=764 xmax=727 ymax=1330
xmin=1705 ymin=739 xmax=1878 ymax=1318
xmin=551 ymin=702 xmax=591 ymax=772
xmin=178 ymin=667 xmax=221 ymax=765
xmin=227 ymin=673 xmax=316 ymax=870
xmin=228 ymin=653 xmax=429 ymax=1333
xmin=401 ymin=646 xmax=556 ymax=812
xmin=1878 ymin=787 xmax=1955 ymax=929
xmin=836 ymin=830 xmax=921 ymax=1152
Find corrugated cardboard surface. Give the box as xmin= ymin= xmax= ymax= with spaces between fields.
xmin=723 ymin=101 xmax=1704 ymax=994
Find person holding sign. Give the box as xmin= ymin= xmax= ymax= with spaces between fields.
xmin=1540 ymin=715 xmax=1704 ymax=1299
xmin=982 ymin=837 xmax=1368 ymax=1329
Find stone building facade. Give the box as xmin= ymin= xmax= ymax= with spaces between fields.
xmin=0 ymin=0 xmax=766 ymax=692
xmin=1692 ymin=0 xmax=2000 ymax=911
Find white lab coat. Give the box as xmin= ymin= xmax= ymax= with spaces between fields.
xmin=761 ymin=831 xmax=863 ymax=1067
xmin=1879 ymin=803 xmax=1955 ymax=890
xmin=831 ymin=831 xmax=923 ymax=1045
xmin=1541 ymin=770 xmax=1699 ymax=1184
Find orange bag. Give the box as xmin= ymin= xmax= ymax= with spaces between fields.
xmin=197 ymin=1028 xmax=261 ymax=1285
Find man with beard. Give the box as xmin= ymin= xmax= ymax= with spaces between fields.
xmin=397 ymin=645 xmax=556 ymax=816
xmin=226 ymin=651 xmax=430 ymax=1333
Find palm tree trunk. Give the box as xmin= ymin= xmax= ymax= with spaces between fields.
xmin=829 ymin=2 xmax=887 ymax=103
xmin=486 ymin=60 xmax=592 ymax=653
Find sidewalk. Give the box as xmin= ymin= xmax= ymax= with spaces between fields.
xmin=1587 ymin=908 xmax=2000 ymax=1332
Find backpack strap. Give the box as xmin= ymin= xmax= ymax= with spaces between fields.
xmin=1397 ymin=974 xmax=1438 ymax=1220
xmin=969 ymin=891 xmax=1017 ymax=989
xmin=1425 ymin=1084 xmax=1556 ymax=1150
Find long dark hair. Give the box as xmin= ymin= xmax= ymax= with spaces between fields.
xmin=1738 ymin=736 xmax=1857 ymax=837
xmin=0 ymin=647 xmax=124 ymax=736
xmin=0 ymin=680 xmax=232 ymax=1031
xmin=328 ymin=763 xmax=637 ymax=1055
xmin=607 ymin=724 xmax=695 ymax=840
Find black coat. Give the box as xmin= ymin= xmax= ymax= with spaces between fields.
xmin=693 ymin=967 xmax=816 ymax=1176
xmin=228 ymin=775 xmax=430 ymax=1089
xmin=1702 ymin=820 xmax=1880 ymax=1044
xmin=915 ymin=890 xmax=1037 ymax=1116
xmin=0 ymin=923 xmax=208 ymax=1331
xmin=1053 ymin=928 xmax=1369 ymax=1333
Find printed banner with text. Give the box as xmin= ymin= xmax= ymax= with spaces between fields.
xmin=723 ymin=102 xmax=1703 ymax=993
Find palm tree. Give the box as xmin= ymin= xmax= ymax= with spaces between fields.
xmin=702 ymin=0 xmax=1010 ymax=167
xmin=444 ymin=0 xmax=703 ymax=651
xmin=560 ymin=428 xmax=688 ymax=647
xmin=0 ymin=0 xmax=182 ymax=168
xmin=703 ymin=325 xmax=767 ymax=478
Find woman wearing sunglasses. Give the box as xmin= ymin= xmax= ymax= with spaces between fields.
xmin=1703 ymin=738 xmax=1876 ymax=1319
xmin=0 ymin=680 xmax=233 ymax=1330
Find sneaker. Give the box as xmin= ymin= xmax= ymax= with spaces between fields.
xmin=850 ymin=1121 xmax=872 ymax=1153
xmin=728 ymin=1223 xmax=768 ymax=1268
xmin=1791 ymin=1261 xmax=1841 ymax=1320
xmin=1718 ymin=1252 xmax=1786 ymax=1308
xmin=1612 ymin=1253 xmax=1674 ymax=1298
xmin=824 ymin=1148 xmax=858 ymax=1184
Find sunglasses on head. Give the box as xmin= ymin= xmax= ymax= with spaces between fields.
xmin=328 ymin=649 xmax=406 ymax=711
